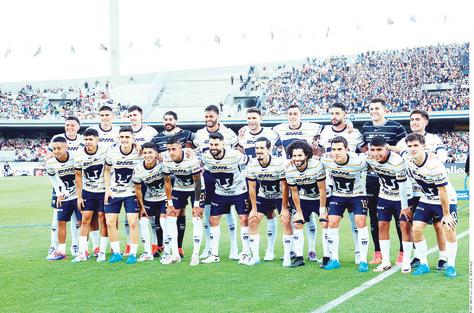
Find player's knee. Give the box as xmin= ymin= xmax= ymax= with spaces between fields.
xmin=239 ymin=215 xmax=248 ymax=226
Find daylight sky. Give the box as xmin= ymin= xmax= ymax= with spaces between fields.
xmin=0 ymin=0 xmax=471 ymax=82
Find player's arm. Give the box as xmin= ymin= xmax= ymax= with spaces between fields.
xmin=438 ymin=185 xmax=456 ymax=230
xmin=104 ymin=164 xmax=112 ymax=205
xmin=317 ymin=180 xmax=328 ymax=221
xmin=247 ymin=179 xmax=258 ymax=220
xmin=280 ymin=179 xmax=290 ymax=223
xmin=133 ymin=183 xmax=147 ymax=218
xmin=289 ymin=185 xmax=304 ymax=223
xmin=398 ymin=180 xmax=412 ymax=221
xmin=164 ymin=174 xmax=175 ymax=216
xmin=192 ymin=172 xmax=203 ymax=218
xmin=75 ymin=169 xmax=84 ymax=210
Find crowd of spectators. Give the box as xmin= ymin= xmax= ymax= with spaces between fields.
xmin=0 ymin=137 xmax=48 ymax=162
xmin=440 ymin=131 xmax=469 ymax=163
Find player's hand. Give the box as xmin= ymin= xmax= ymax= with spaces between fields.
xmin=56 ymin=194 xmax=64 ymax=208
xmin=249 ymin=209 xmax=258 ymax=221
xmin=192 ymin=206 xmax=203 ymax=218
xmin=175 ymin=126 xmax=182 ymax=133
xmin=238 ymin=126 xmax=248 ymax=139
xmin=134 ymin=143 xmax=143 ymax=155
xmin=346 ymin=121 xmax=354 ymax=133
xmin=442 ymin=213 xmax=457 ymax=231
xmin=185 ymin=148 xmax=196 ymax=159
xmin=319 ymin=207 xmax=328 ymax=223
xmin=139 ymin=206 xmax=148 ymax=218
xmin=293 ymin=211 xmax=305 ymax=224
xmin=157 ymin=152 xmax=164 ymax=163
xmin=104 ymin=190 xmax=113 ymax=205
xmin=166 ymin=205 xmax=176 ymax=217
xmin=280 ymin=208 xmax=291 ymax=223
xmin=400 ymin=208 xmax=412 ymax=221
xmin=45 ymin=152 xmax=54 ymax=160
xmin=77 ymin=197 xmax=85 ymax=211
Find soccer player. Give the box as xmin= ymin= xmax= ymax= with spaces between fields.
xmin=360 ymin=98 xmax=406 ymax=265
xmin=104 ymin=126 xmax=143 ymax=264
xmin=321 ymin=136 xmax=370 ymax=272
xmin=246 ymin=137 xmax=289 ymax=266
xmin=46 ymin=116 xmax=83 ymax=259
xmin=133 ymin=142 xmax=166 ymax=262
xmin=200 ymin=132 xmax=250 ymax=264
xmin=273 ymin=104 xmax=323 ymax=262
xmin=238 ymin=107 xmax=281 ymax=261
xmin=319 ymin=103 xmax=364 ymax=265
xmin=366 ymin=136 xmax=413 ymax=273
xmin=73 ymin=128 xmax=108 ymax=262
xmin=394 ymin=109 xmax=449 ymax=270
xmin=162 ymin=137 xmax=204 ymax=266
xmin=404 ymin=133 xmax=458 ymax=278
xmin=193 ymin=105 xmax=240 ymax=260
xmin=46 ymin=137 xmax=81 ymax=260
xmin=286 ymin=140 xmax=328 ymax=268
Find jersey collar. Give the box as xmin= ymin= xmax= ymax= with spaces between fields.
xmin=120 ymin=146 xmax=134 ymax=156
xmin=289 ymin=122 xmax=302 ymax=130
xmin=259 ymin=155 xmax=271 ymax=168
xmin=335 ymin=154 xmax=350 ymax=166
xmin=213 ymin=148 xmax=226 ymax=160
xmin=416 ymin=152 xmax=429 ymax=168
xmin=99 ymin=124 xmax=112 ymax=133
xmin=56 ymin=152 xmax=70 ymax=163
xmin=332 ymin=125 xmax=347 ymax=133
xmin=250 ymin=127 xmax=264 ymax=136
xmin=85 ymin=146 xmax=98 ymax=156
xmin=64 ymin=134 xmax=77 ymax=141
xmin=379 ymin=151 xmax=390 ymax=164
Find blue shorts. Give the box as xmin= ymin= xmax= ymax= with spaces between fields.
xmin=211 ymin=193 xmax=249 ymax=216
xmin=171 ymin=190 xmax=205 ymax=209
xmin=256 ymin=197 xmax=282 ymax=215
xmin=57 ymin=199 xmax=82 ymax=222
xmin=104 ymin=196 xmax=139 ymax=214
xmin=328 ymin=196 xmax=368 ymax=217
xmin=82 ymin=190 xmax=105 ymax=213
xmin=413 ymin=202 xmax=458 ymax=224
xmin=377 ymin=198 xmax=414 ymax=223
xmin=144 ymin=200 xmax=166 ymax=216
xmin=203 ymin=170 xmax=215 ymax=205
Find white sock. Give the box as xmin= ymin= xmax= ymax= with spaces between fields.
xmin=446 ymin=241 xmax=457 ymax=267
xmin=348 ymin=212 xmax=359 ymax=255
xmin=226 ymin=212 xmax=238 ymax=253
xmin=150 ymin=217 xmax=158 ymax=246
xmin=249 ymin=234 xmax=260 ymax=260
xmin=167 ymin=216 xmax=178 ymax=257
xmin=414 ymin=240 xmax=428 ymax=265
xmin=58 ymin=243 xmax=66 ymax=254
xmin=130 ymin=244 xmax=138 ymax=256
xmin=439 ymin=250 xmax=447 ymax=261
xmin=192 ymin=217 xmax=203 ymax=256
xmin=110 ymin=241 xmax=120 ymax=253
xmin=210 ymin=226 xmax=221 ymax=256
xmin=283 ymin=235 xmax=293 ymax=261
xmin=50 ymin=210 xmax=58 ymax=248
xmin=293 ymin=229 xmax=304 ymax=257
xmin=90 ymin=230 xmax=99 ymax=249
xmin=160 ymin=217 xmax=170 ymax=254
xmin=327 ymin=228 xmax=340 ymax=261
xmin=322 ymin=228 xmax=330 ymax=258
xmin=402 ymin=241 xmax=413 ymax=269
xmin=79 ymin=236 xmax=88 ymax=255
xmin=306 ymin=214 xmax=317 ymax=253
xmin=99 ymin=236 xmax=109 ymax=254
xmin=241 ymin=226 xmax=250 ymax=255
xmin=70 ymin=213 xmax=79 ymax=247
xmin=379 ymin=239 xmax=391 ymax=265
xmin=203 ymin=205 xmax=211 ymax=252
xmin=139 ymin=217 xmax=151 ymax=254
xmin=357 ymin=227 xmax=370 ymax=263
xmin=266 ymin=218 xmax=277 ymax=254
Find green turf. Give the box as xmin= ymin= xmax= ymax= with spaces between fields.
xmin=0 ymin=174 xmax=469 ymax=313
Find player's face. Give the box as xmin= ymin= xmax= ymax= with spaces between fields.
xmin=64 ymin=120 xmax=80 ymax=138
xmin=127 ymin=110 xmax=142 ymax=127
xmin=406 ymin=140 xmax=425 ymax=161
xmin=331 ymin=142 xmax=348 ymax=162
xmin=167 ymin=143 xmax=182 ymax=161
xmin=83 ymin=135 xmax=99 ymax=152
xmin=209 ymin=138 xmax=224 ymax=157
xmin=119 ymin=131 xmax=134 ymax=148
xmin=52 ymin=142 xmax=67 ymax=159
xmin=247 ymin=112 xmax=261 ymax=131
xmin=255 ymin=141 xmax=269 ymax=161
xmin=142 ymin=148 xmax=157 ymax=165
xmin=369 ymin=145 xmax=389 ymax=162
xmin=410 ymin=114 xmax=428 ymax=133
xmin=163 ymin=115 xmax=177 ymax=131
xmin=205 ymin=111 xmax=219 ymax=128
xmin=330 ymin=108 xmax=345 ymax=126
xmin=99 ymin=110 xmax=113 ymax=127
xmin=287 ymin=108 xmax=301 ymax=128
xmin=291 ymin=148 xmax=307 ymax=168
xmin=369 ymin=103 xmax=386 ymax=122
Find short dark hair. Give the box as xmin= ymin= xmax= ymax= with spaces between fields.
xmin=99 ymin=105 xmax=113 ymax=112
xmin=405 ymin=133 xmax=425 ymax=145
xmin=209 ymin=132 xmax=224 ymax=141
xmin=410 ymin=109 xmax=429 ymax=121
xmin=369 ymin=98 xmax=387 ymax=107
xmin=205 ymin=105 xmax=219 ymax=115
xmin=369 ymin=136 xmax=387 ymax=147
xmin=287 ymin=140 xmax=312 ymax=159
xmin=119 ymin=126 xmax=133 ymax=134
xmin=127 ymin=105 xmax=143 ymax=114
xmin=65 ymin=116 xmax=81 ymax=126
xmin=142 ymin=142 xmax=158 ymax=151
xmin=331 ymin=136 xmax=348 ymax=149
xmin=52 ymin=136 xmax=67 ymax=144
xmin=331 ymin=103 xmax=346 ymax=112
xmin=255 ymin=137 xmax=271 ymax=149
xmin=83 ymin=128 xmax=99 ymax=137
xmin=288 ymin=104 xmax=300 ymax=111
xmin=163 ymin=111 xmax=178 ymax=120
xmin=247 ymin=107 xmax=261 ymax=115
xmin=166 ymin=136 xmax=182 ymax=145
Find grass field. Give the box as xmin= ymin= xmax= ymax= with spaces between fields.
xmin=0 ymin=174 xmax=470 ymax=313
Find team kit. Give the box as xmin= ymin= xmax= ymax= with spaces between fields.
xmin=44 ymin=99 xmax=459 ymax=278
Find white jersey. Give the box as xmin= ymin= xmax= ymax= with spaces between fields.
xmin=193 ymin=123 xmax=239 ymax=154
xmin=404 ymin=153 xmax=457 ymax=205
xmin=286 ymin=158 xmax=326 ymax=201
xmin=46 ymin=153 xmax=77 ymax=201
xmin=74 ymin=144 xmax=108 ymax=193
xmin=162 ymin=153 xmax=202 ymax=192
xmin=246 ymin=156 xmax=286 ymax=199
xmin=105 ymin=145 xmax=142 ymax=197
xmin=202 ymin=149 xmax=249 ymax=196
xmin=238 ymin=127 xmax=281 ymax=158
xmin=48 ymin=133 xmax=83 ymax=155
xmin=397 ymin=132 xmax=448 ymax=163
xmin=133 ymin=125 xmax=158 ymax=146
xmin=321 ymin=152 xmax=368 ymax=197
xmin=272 ymin=122 xmax=322 ymax=159
xmin=133 ymin=161 xmax=166 ymax=202
xmin=319 ymin=125 xmax=364 ymax=153
xmin=366 ymin=152 xmax=412 ymax=201
xmin=87 ymin=124 xmax=120 ymax=148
